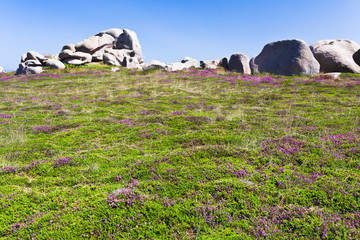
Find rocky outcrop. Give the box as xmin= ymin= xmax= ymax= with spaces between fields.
xmin=163 ymin=57 xmax=199 ymax=72
xmin=16 ymin=51 xmax=65 ymax=75
xmin=0 ymin=66 xmax=4 ymax=73
xmin=142 ymin=60 xmax=167 ymax=70
xmin=250 ymin=39 xmax=320 ymax=76
xmin=59 ymin=28 xmax=143 ymax=68
xmin=228 ymin=53 xmax=251 ymax=74
xmin=200 ymin=58 xmax=228 ymax=69
xmin=310 ymin=40 xmax=360 ymax=73
xmin=353 ymin=49 xmax=360 ymax=67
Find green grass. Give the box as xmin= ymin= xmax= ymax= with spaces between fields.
xmin=0 ymin=67 xmax=359 ymax=239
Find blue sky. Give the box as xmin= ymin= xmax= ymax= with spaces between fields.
xmin=1 ymin=0 xmax=360 ymax=71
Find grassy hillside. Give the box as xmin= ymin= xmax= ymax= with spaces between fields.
xmin=0 ymin=66 xmax=359 ymax=239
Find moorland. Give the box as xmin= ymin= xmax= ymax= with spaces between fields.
xmin=0 ymin=64 xmax=359 ymax=239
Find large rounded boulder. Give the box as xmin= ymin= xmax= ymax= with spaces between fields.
xmin=228 ymin=53 xmax=251 ymax=74
xmin=250 ymin=39 xmax=320 ymax=76
xmin=310 ymin=39 xmax=360 ymax=73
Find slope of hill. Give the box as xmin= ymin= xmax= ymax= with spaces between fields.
xmin=0 ymin=66 xmax=359 ymax=239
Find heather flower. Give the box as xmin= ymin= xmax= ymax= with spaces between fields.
xmin=52 ymin=157 xmax=74 ymax=168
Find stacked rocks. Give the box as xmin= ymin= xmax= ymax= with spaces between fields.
xmin=16 ymin=51 xmax=65 ymax=75
xmin=58 ymin=28 xmax=143 ymax=69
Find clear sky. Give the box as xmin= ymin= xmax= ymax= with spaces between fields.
xmin=1 ymin=0 xmax=360 ymax=71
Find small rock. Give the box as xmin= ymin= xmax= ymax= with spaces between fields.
xmin=323 ymin=72 xmax=342 ymax=79
xmin=111 ymin=67 xmax=120 ymax=72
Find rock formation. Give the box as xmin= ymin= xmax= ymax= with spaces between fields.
xmin=228 ymin=53 xmax=251 ymax=74
xmin=59 ymin=28 xmax=143 ymax=69
xmin=310 ymin=40 xmax=360 ymax=73
xmin=250 ymin=39 xmax=320 ymax=76
xmin=0 ymin=66 xmax=4 ymax=73
xmin=16 ymin=51 xmax=65 ymax=75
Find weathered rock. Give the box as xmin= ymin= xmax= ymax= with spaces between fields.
xmin=122 ymin=57 xmax=142 ymax=70
xmin=228 ymin=53 xmax=251 ymax=74
xmin=310 ymin=39 xmax=360 ymax=73
xmin=0 ymin=66 xmax=4 ymax=73
xmin=353 ymin=49 xmax=360 ymax=66
xmin=91 ymin=45 xmax=116 ymax=62
xmin=111 ymin=67 xmax=120 ymax=72
xmin=219 ymin=58 xmax=229 ymax=69
xmin=103 ymin=49 xmax=126 ymax=66
xmin=115 ymin=29 xmax=143 ymax=63
xmin=164 ymin=57 xmax=199 ymax=72
xmin=44 ymin=59 xmax=66 ymax=69
xmin=200 ymin=57 xmax=228 ymax=69
xmin=142 ymin=60 xmax=167 ymax=70
xmin=62 ymin=58 xmax=89 ymax=65
xmin=250 ymin=39 xmax=320 ymax=76
xmin=61 ymin=44 xmax=76 ymax=53
xmin=16 ymin=63 xmax=43 ymax=75
xmin=24 ymin=59 xmax=42 ymax=67
xmin=75 ymin=32 xmax=115 ymax=55
xmin=20 ymin=51 xmax=47 ymax=64
xmin=59 ymin=50 xmax=92 ymax=64
xmin=323 ymin=72 xmax=342 ymax=79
